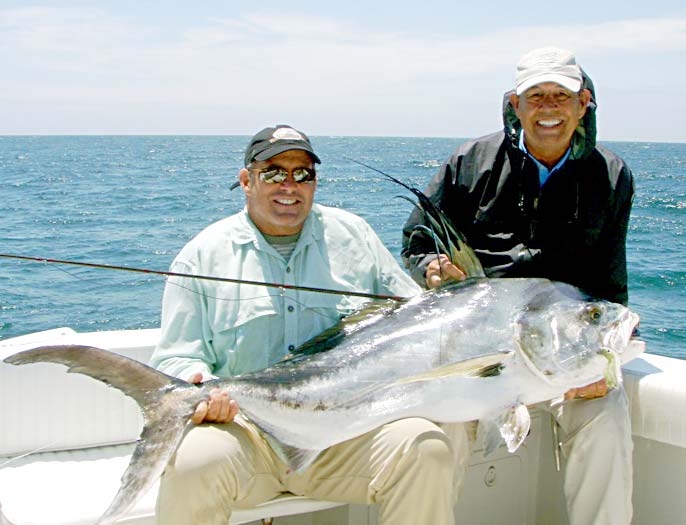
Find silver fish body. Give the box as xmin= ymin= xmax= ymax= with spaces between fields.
xmin=226 ymin=277 xmax=642 ymax=452
xmin=3 ymin=277 xmax=643 ymax=523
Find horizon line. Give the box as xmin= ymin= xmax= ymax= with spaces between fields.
xmin=1 ymin=134 xmax=684 ymax=145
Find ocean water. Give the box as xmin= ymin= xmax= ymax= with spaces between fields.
xmin=1 ymin=136 xmax=684 ymax=359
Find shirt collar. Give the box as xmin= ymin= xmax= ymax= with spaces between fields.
xmin=232 ymin=205 xmax=324 ymax=247
xmin=519 ymin=131 xmax=571 ymax=187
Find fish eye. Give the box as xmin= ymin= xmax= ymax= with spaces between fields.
xmin=585 ymin=306 xmax=602 ymax=323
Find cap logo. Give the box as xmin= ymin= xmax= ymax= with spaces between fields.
xmin=270 ymin=127 xmax=304 ymax=143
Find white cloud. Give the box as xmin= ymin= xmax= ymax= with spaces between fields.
xmin=1 ymin=7 xmax=685 ymax=139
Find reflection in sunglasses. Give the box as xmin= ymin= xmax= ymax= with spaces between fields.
xmin=254 ymin=167 xmax=317 ymax=184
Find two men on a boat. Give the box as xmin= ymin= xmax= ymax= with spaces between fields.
xmin=152 ymin=47 xmax=635 ymax=525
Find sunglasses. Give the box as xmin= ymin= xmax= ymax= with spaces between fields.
xmin=252 ymin=166 xmax=317 ymax=184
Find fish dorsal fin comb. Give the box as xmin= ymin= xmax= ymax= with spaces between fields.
xmin=346 ymin=158 xmax=484 ymax=280
xmin=382 ymin=173 xmax=485 ymax=280
xmin=410 ymin=196 xmax=485 ymax=280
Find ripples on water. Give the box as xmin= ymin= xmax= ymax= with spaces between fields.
xmin=1 ymin=136 xmax=684 ymax=359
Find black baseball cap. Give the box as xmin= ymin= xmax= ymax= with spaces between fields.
xmin=244 ymin=125 xmax=321 ymax=166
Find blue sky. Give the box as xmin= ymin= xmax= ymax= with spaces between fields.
xmin=1 ymin=1 xmax=685 ymax=141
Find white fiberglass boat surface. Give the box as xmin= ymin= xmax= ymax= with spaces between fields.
xmin=0 ymin=327 xmax=684 ymax=525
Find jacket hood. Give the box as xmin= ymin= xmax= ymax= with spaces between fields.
xmin=502 ymin=69 xmax=597 ymax=160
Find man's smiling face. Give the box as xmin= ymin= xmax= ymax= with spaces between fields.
xmin=240 ymin=149 xmax=317 ymax=236
xmin=510 ymin=82 xmax=591 ymax=167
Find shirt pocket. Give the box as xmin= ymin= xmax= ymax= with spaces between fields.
xmin=208 ymin=291 xmax=281 ymax=373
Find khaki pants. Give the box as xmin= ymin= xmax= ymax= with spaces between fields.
xmin=553 ymin=386 xmax=634 ymax=525
xmin=156 ymin=417 xmax=466 ymax=525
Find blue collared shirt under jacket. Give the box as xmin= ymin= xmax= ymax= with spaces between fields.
xmin=519 ymin=131 xmax=571 ymax=187
xmin=151 ymin=204 xmax=421 ymax=380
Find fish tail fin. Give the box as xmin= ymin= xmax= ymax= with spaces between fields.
xmin=97 ymin=394 xmax=198 ymax=524
xmin=4 ymin=345 xmax=207 ymax=524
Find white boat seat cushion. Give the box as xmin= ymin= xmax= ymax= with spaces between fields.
xmin=0 ymin=443 xmax=342 ymax=525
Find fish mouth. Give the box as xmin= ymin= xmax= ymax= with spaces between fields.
xmin=606 ymin=311 xmax=644 ymax=364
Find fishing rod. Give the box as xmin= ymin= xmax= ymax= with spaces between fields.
xmin=0 ymin=253 xmax=404 ymax=302
xmin=1 ymin=160 xmax=419 ymax=302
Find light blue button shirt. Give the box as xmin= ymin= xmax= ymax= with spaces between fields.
xmin=150 ymin=204 xmax=421 ymax=380
xmin=519 ymin=131 xmax=571 ymax=187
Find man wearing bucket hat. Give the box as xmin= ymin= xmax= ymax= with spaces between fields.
xmin=403 ymin=48 xmax=635 ymax=524
xmin=150 ymin=125 xmax=466 ymax=525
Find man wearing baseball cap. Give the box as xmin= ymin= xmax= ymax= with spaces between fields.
xmin=404 ymin=47 xmax=635 ymax=524
xmin=151 ymin=125 xmax=465 ymax=524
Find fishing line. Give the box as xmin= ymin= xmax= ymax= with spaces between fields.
xmin=14 ymin=256 xmax=159 ymax=296
xmin=165 ymin=280 xmax=272 ymax=303
xmin=50 ymin=264 xmax=89 ymax=282
xmin=344 ymin=156 xmax=402 ymax=182
xmin=165 ymin=281 xmax=341 ymax=324
xmin=0 ymin=440 xmax=61 ymax=467
xmin=0 ymin=254 xmax=404 ymax=302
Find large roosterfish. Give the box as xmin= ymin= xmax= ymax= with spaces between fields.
xmin=4 ymin=174 xmax=643 ymax=524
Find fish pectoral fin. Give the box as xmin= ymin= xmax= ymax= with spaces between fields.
xmin=263 ymin=434 xmax=323 ymax=473
xmin=479 ymin=404 xmax=531 ymax=456
xmin=390 ymin=351 xmax=512 ymax=387
xmin=287 ymin=299 xmax=403 ymax=359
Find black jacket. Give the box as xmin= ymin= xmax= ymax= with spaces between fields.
xmin=402 ymin=75 xmax=634 ymax=305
